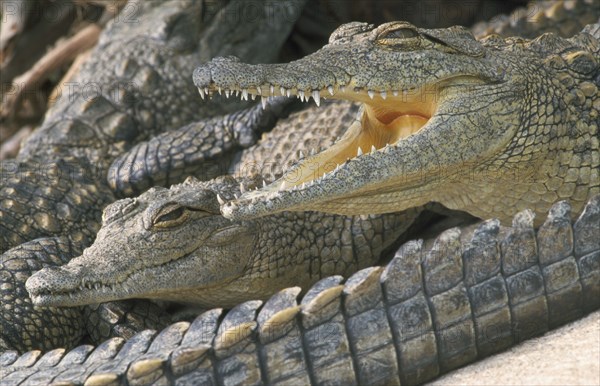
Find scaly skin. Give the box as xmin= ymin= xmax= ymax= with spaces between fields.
xmin=0 ymin=0 xmax=309 ymax=352
xmin=472 ymin=0 xmax=600 ymax=39
xmin=26 ymin=175 xmax=420 ymax=308
xmin=3 ymin=0 xmax=596 ymax=376
xmin=2 ymin=195 xmax=598 ymax=385
xmin=1 ymin=0 xmax=307 ymax=253
xmin=193 ymin=21 xmax=599 ymax=224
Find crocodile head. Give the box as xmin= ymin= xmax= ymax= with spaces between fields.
xmin=194 ymin=21 xmax=592 ymax=222
xmin=26 ymin=176 xmax=260 ymax=307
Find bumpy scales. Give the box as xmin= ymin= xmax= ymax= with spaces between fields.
xmin=3 ymin=195 xmax=599 ymax=385
xmin=193 ymin=22 xmax=600 ymax=224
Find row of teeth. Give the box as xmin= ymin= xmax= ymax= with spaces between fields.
xmin=197 ymin=85 xmax=408 ymax=108
xmin=75 ymin=281 xmax=116 ymax=292
xmin=36 ymin=280 xmax=118 ymax=298
xmin=216 ymin=143 xmax=394 ymax=203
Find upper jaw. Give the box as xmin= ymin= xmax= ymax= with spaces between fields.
xmin=26 ymin=261 xmax=138 ymax=307
xmin=192 ymin=33 xmax=501 ymax=219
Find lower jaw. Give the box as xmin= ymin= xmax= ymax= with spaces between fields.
xmin=277 ymin=107 xmax=430 ymax=189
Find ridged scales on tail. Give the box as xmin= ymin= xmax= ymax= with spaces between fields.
xmin=2 ymin=196 xmax=598 ymax=385
xmin=1 ymin=1 xmax=599 ymax=384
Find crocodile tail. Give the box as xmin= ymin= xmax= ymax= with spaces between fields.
xmin=2 ymin=195 xmax=599 ymax=385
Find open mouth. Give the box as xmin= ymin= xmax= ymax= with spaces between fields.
xmin=196 ymin=80 xmax=440 ymax=192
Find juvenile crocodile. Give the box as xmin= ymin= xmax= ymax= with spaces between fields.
xmin=26 ymin=175 xmax=420 ymax=308
xmin=2 ymin=195 xmax=598 ymax=385
xmin=193 ymin=20 xmax=600 ymax=223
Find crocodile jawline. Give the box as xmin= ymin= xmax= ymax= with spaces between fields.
xmin=198 ymin=75 xmax=487 ymax=193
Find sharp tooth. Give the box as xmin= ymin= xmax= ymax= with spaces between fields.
xmin=270 ymin=85 xmax=274 ymax=95
xmin=286 ymin=89 xmax=292 ymax=97
xmin=225 ymin=90 xmax=231 ymax=98
xmin=357 ymin=146 xmax=363 ymax=156
xmin=368 ymin=90 xmax=375 ymax=99
xmin=299 ymin=150 xmax=305 ymax=159
xmin=240 ymin=183 xmax=246 ymax=194
xmin=251 ymin=94 xmax=256 ymax=100
xmin=280 ymin=87 xmax=286 ymax=96
xmin=279 ymin=181 xmax=286 ymax=191
xmin=217 ymin=194 xmax=225 ymax=205
xmin=298 ymin=90 xmax=305 ymax=102
xmin=235 ymin=90 xmax=240 ymax=97
xmin=234 ymin=193 xmax=239 ymax=199
xmin=262 ymin=180 xmax=267 ymax=188
xmin=241 ymin=89 xmax=249 ymax=101
xmin=256 ymin=86 xmax=262 ymax=95
xmin=335 ymin=163 xmax=341 ymax=172
xmin=310 ymin=148 xmax=316 ymax=156
xmin=218 ymin=87 xmax=222 ymax=95
xmin=312 ymin=91 xmax=320 ymax=106
xmin=198 ymin=88 xmax=205 ymax=99
xmin=204 ymin=87 xmax=209 ymax=96
xmin=261 ymin=96 xmax=268 ymax=109
xmin=328 ymin=86 xmax=334 ymax=95
xmin=371 ymin=145 xmax=377 ymax=153
xmin=94 ymin=283 xmax=100 ymax=290
xmin=380 ymin=91 xmax=387 ymax=99
xmin=392 ymin=90 xmax=399 ymax=96
xmin=301 ymin=182 xmax=306 ymax=189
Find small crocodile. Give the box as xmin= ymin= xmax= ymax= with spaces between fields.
xmin=26 ymin=175 xmax=420 ymax=308
xmin=193 ymin=19 xmax=599 ymax=224
xmin=3 ymin=195 xmax=598 ymax=385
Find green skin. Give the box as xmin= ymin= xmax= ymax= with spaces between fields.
xmin=192 ymin=21 xmax=599 ymax=225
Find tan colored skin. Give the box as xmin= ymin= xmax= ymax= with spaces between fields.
xmin=193 ymin=22 xmax=599 ymax=225
xmin=26 ymin=175 xmax=418 ymax=308
xmin=25 ymin=101 xmax=420 ymax=309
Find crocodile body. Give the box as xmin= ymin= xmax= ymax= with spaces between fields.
xmin=197 ymin=18 xmax=600 ymax=224
xmin=26 ymin=175 xmax=420 ymax=308
xmin=0 ymin=0 xmax=309 ymax=352
xmin=1 ymin=0 xmax=599 ymax=383
xmin=2 ymin=195 xmax=598 ymax=385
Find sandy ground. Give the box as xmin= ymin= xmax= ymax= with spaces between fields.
xmin=431 ymin=311 xmax=600 ymax=386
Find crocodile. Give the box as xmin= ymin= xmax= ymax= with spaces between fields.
xmin=5 ymin=0 xmax=596 ymax=380
xmin=26 ymin=175 xmax=421 ymax=308
xmin=0 ymin=0 xmax=311 ymax=352
xmin=2 ymin=195 xmax=598 ymax=385
xmin=192 ymin=18 xmax=600 ymax=224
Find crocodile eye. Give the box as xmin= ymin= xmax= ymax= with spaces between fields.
xmin=156 ymin=207 xmax=185 ymax=223
xmin=153 ymin=205 xmax=188 ymax=228
xmin=379 ymin=27 xmax=418 ymax=40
